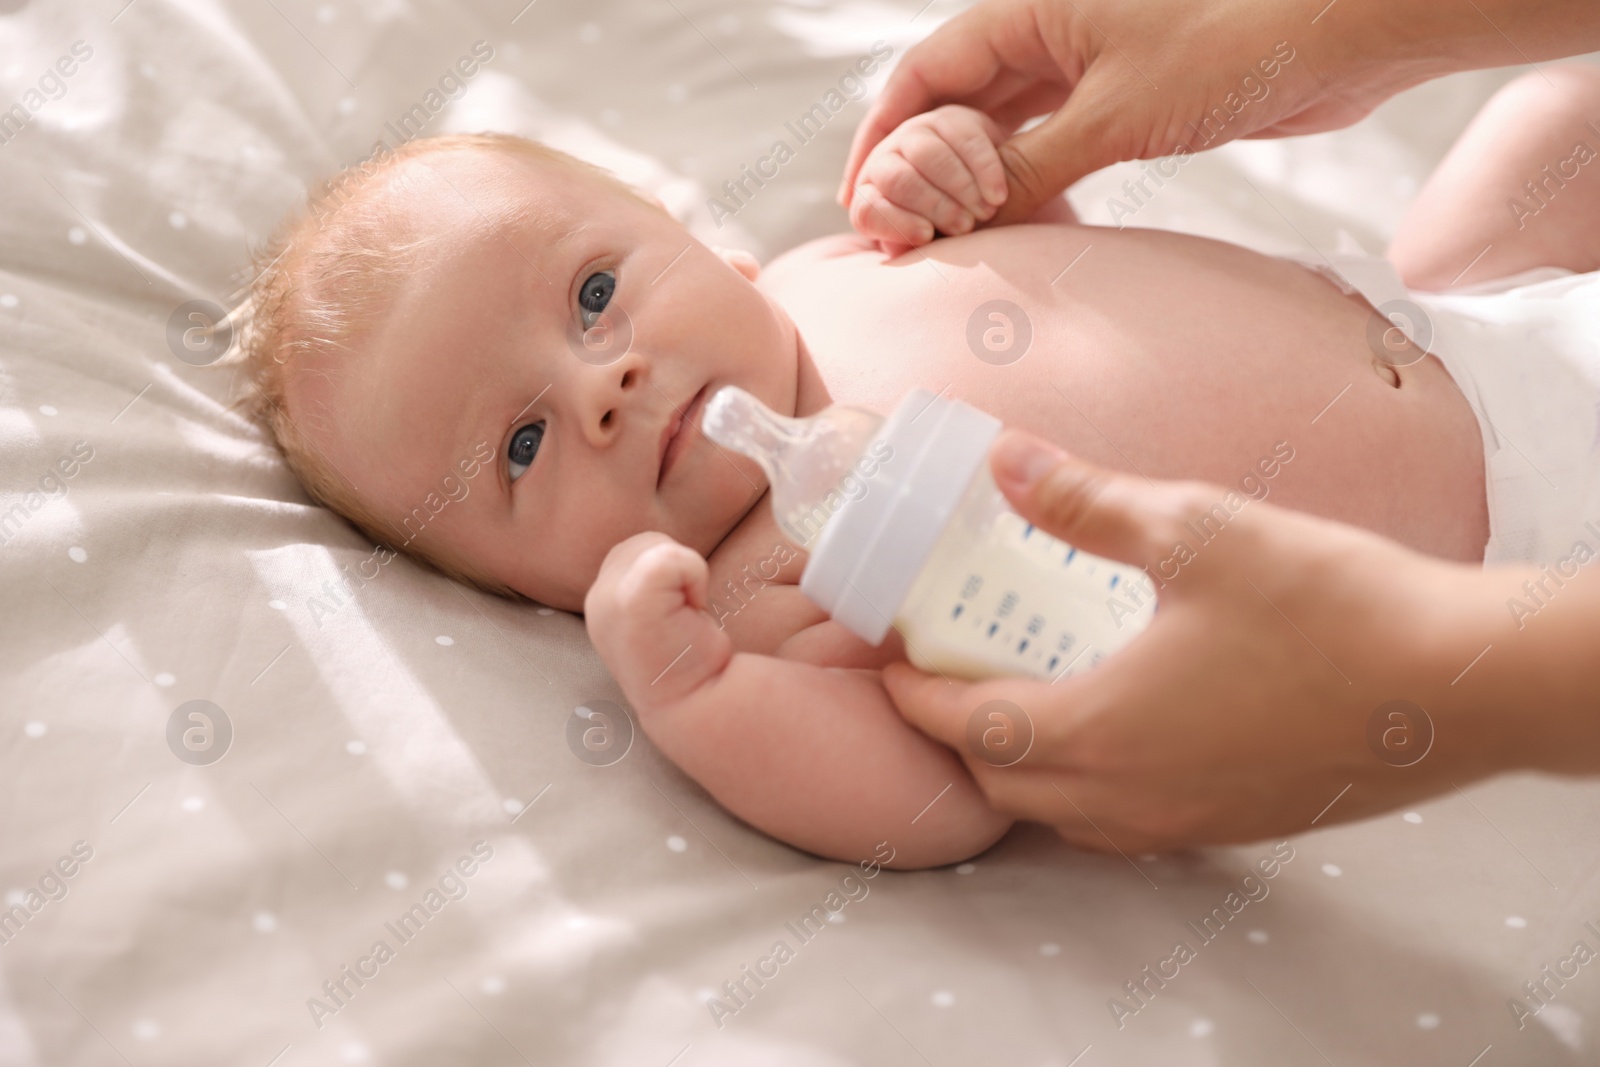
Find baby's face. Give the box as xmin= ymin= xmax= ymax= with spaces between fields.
xmin=290 ymin=149 xmax=798 ymax=611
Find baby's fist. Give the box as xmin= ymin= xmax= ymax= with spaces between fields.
xmin=584 ymin=532 xmax=732 ymax=710
xmin=849 ymin=104 xmax=1010 ymax=255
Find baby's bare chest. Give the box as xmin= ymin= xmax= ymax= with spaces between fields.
xmin=757 ymin=223 xmax=1488 ymax=562
xmin=762 ymin=224 xmax=1377 ymax=480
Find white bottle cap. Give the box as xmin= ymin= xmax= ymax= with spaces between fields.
xmin=800 ymin=390 xmax=1001 ymax=644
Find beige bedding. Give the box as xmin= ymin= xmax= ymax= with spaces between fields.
xmin=2 ymin=0 xmax=1597 ymax=1062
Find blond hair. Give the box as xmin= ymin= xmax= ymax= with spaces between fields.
xmin=221 ymin=132 xmax=662 ymax=601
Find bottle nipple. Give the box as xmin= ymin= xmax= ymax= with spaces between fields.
xmin=702 ymin=385 xmax=883 ymax=547
xmin=701 ymin=386 xmax=807 ymax=487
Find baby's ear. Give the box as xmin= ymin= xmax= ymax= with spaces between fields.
xmin=712 ymin=246 xmax=761 ymax=281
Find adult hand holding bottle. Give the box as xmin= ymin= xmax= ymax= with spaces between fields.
xmin=882 ymin=432 xmax=1600 ymax=851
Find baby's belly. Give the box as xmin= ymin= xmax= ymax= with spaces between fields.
xmin=762 ymin=225 xmax=1489 ymax=562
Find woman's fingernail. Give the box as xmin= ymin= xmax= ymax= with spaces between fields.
xmin=993 ymin=432 xmax=1066 ymax=487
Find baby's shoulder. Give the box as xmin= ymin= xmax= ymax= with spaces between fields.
xmin=763 ymin=232 xmax=879 ymax=284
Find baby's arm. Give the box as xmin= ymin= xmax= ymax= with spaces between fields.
xmin=584 ymin=532 xmax=1013 ymax=869
xmin=849 ymin=104 xmax=1077 ymax=255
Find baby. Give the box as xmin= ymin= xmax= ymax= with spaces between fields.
xmin=234 ymin=66 xmax=1600 ymax=869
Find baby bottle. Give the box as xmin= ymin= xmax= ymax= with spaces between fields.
xmin=702 ymin=386 xmax=1157 ymax=682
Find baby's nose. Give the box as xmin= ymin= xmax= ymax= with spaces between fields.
xmin=576 ymin=351 xmax=646 ymax=444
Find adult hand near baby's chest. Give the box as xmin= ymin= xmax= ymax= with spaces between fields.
xmin=838 ymin=0 xmax=1456 ymax=227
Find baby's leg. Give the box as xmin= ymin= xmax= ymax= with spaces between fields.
xmin=1389 ymin=65 xmax=1600 ymax=290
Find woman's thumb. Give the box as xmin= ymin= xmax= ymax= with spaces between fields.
xmin=989 ymin=430 xmax=1159 ymax=567
xmin=990 ymin=72 xmax=1120 ymax=226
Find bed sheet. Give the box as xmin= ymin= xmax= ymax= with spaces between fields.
xmin=2 ymin=1 xmax=1599 ymax=1064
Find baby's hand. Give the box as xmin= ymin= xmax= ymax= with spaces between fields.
xmin=583 ymin=532 xmax=733 ymax=712
xmin=848 ymin=104 xmax=1010 ymax=255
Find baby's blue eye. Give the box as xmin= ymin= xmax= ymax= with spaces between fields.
xmin=508 ymin=421 xmax=544 ymax=482
xmin=578 ymin=270 xmax=615 ymax=323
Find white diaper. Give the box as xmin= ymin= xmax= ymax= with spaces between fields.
xmin=1282 ymin=240 xmax=1600 ymax=566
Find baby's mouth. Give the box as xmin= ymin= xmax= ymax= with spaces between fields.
xmin=658 ymin=383 xmax=709 ymax=487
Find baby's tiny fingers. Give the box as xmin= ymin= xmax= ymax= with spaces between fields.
xmin=896 ymin=124 xmax=993 ymax=223
xmin=849 ymin=182 xmax=935 ymax=247
xmin=925 ymin=107 xmax=1009 ymax=210
xmin=629 ymin=540 xmax=709 ymax=611
xmin=866 ymin=151 xmax=975 ymax=237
